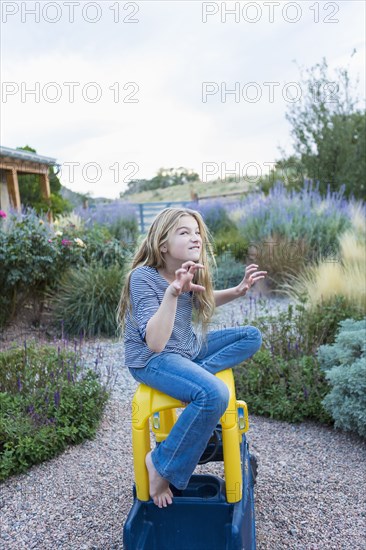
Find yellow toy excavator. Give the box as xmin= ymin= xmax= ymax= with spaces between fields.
xmin=123 ymin=368 xmax=257 ymax=550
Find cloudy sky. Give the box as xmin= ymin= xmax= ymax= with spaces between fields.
xmin=1 ymin=1 xmax=365 ymax=198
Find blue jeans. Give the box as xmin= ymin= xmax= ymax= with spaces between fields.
xmin=128 ymin=325 xmax=262 ymax=490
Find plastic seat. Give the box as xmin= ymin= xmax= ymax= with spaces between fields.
xmin=131 ymin=368 xmax=249 ymax=503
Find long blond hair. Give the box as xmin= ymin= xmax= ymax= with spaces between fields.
xmin=117 ymin=207 xmax=217 ymax=344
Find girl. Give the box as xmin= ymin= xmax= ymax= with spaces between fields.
xmin=118 ymin=207 xmax=267 ymax=509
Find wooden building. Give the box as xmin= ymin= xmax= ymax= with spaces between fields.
xmin=0 ymin=146 xmax=57 ymax=217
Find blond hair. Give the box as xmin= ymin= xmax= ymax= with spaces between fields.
xmin=117 ymin=207 xmax=217 ymax=344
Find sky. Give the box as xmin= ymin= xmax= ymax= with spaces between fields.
xmin=1 ymin=0 xmax=365 ymax=199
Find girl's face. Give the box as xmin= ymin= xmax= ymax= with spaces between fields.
xmin=162 ymin=215 xmax=202 ymax=264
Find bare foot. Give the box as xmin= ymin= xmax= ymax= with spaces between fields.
xmin=145 ymin=451 xmax=173 ymax=508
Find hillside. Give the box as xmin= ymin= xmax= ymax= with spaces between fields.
xmin=60 ymin=185 xmax=112 ymax=208
xmin=121 ymin=178 xmax=257 ymax=203
xmin=60 ymin=178 xmax=258 ymax=208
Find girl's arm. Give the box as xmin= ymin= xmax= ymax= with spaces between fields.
xmin=214 ymin=264 xmax=268 ymax=307
xmin=214 ymin=287 xmax=243 ymax=307
xmin=145 ymin=285 xmax=179 ymax=353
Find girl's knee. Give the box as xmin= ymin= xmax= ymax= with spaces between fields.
xmin=253 ymin=327 xmax=262 ymax=349
xmin=243 ymin=326 xmax=262 ymax=349
xmin=196 ymin=379 xmax=230 ymax=414
xmin=220 ymin=382 xmax=230 ymax=414
xmin=219 ymin=378 xmax=230 ymax=400
xmin=210 ymin=380 xmax=230 ymax=415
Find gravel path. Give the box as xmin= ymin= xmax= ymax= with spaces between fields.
xmin=1 ymin=296 xmax=365 ymax=549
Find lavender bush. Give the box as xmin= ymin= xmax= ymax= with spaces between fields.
xmin=0 ymin=340 xmax=110 ymax=480
xmin=187 ymin=199 xmax=237 ymax=236
xmin=75 ymin=201 xmax=139 ymax=244
xmin=231 ymin=179 xmax=362 ymax=260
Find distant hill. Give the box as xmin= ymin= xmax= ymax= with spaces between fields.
xmin=121 ymin=178 xmax=257 ymax=203
xmin=60 ymin=185 xmax=112 ymax=208
xmin=60 ymin=177 xmax=258 ymax=209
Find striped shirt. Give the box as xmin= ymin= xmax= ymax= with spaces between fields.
xmin=124 ymin=265 xmax=202 ymax=368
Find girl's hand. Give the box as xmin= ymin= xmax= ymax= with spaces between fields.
xmin=236 ymin=264 xmax=268 ymax=296
xmin=169 ymin=261 xmax=206 ymax=297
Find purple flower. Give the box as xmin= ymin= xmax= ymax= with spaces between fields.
xmin=0 ymin=210 xmax=7 ymax=218
xmin=54 ymin=390 xmax=60 ymax=408
xmin=74 ymin=200 xmax=138 ymax=239
xmin=232 ymin=179 xmax=359 ymax=257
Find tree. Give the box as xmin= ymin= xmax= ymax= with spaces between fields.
xmin=284 ymin=57 xmax=366 ymax=200
xmin=153 ymin=167 xmax=200 ymax=188
xmin=121 ymin=167 xmax=200 ymax=196
xmin=16 ymin=146 xmax=72 ymax=217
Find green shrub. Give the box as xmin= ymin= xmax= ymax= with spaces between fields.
xmin=298 ymin=296 xmax=365 ymax=354
xmin=317 ymin=318 xmax=366 ymax=438
xmin=84 ymin=237 xmax=129 ymax=268
xmin=231 ymin=295 xmax=363 ymax=423
xmin=0 ymin=295 xmax=11 ymax=328
xmin=51 ymin=221 xmax=131 ymax=269
xmin=0 ymin=211 xmax=129 ymax=327
xmin=0 ymin=211 xmax=58 ymax=308
xmin=212 ymin=254 xmax=247 ymax=290
xmin=317 ymin=318 xmax=366 ymax=370
xmin=109 ymin=215 xmax=139 ymax=244
xmin=213 ymin=226 xmax=249 ymax=262
xmin=0 ymin=210 xmax=87 ymax=325
xmin=0 ymin=343 xmax=109 ymax=480
xmin=49 ymin=263 xmax=125 ymax=337
xmin=234 ymin=349 xmax=332 ymax=423
xmin=195 ymin=201 xmax=237 ymax=235
xmin=249 ymin=294 xmax=364 ymax=360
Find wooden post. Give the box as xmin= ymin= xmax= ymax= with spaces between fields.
xmin=6 ymin=169 xmax=21 ymax=211
xmin=190 ymin=184 xmax=198 ymax=202
xmin=39 ymin=172 xmax=51 ymax=199
xmin=138 ymin=203 xmax=144 ymax=233
xmin=39 ymin=171 xmax=53 ymax=222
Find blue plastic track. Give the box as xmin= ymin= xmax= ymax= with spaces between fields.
xmin=123 ymin=434 xmax=256 ymax=550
